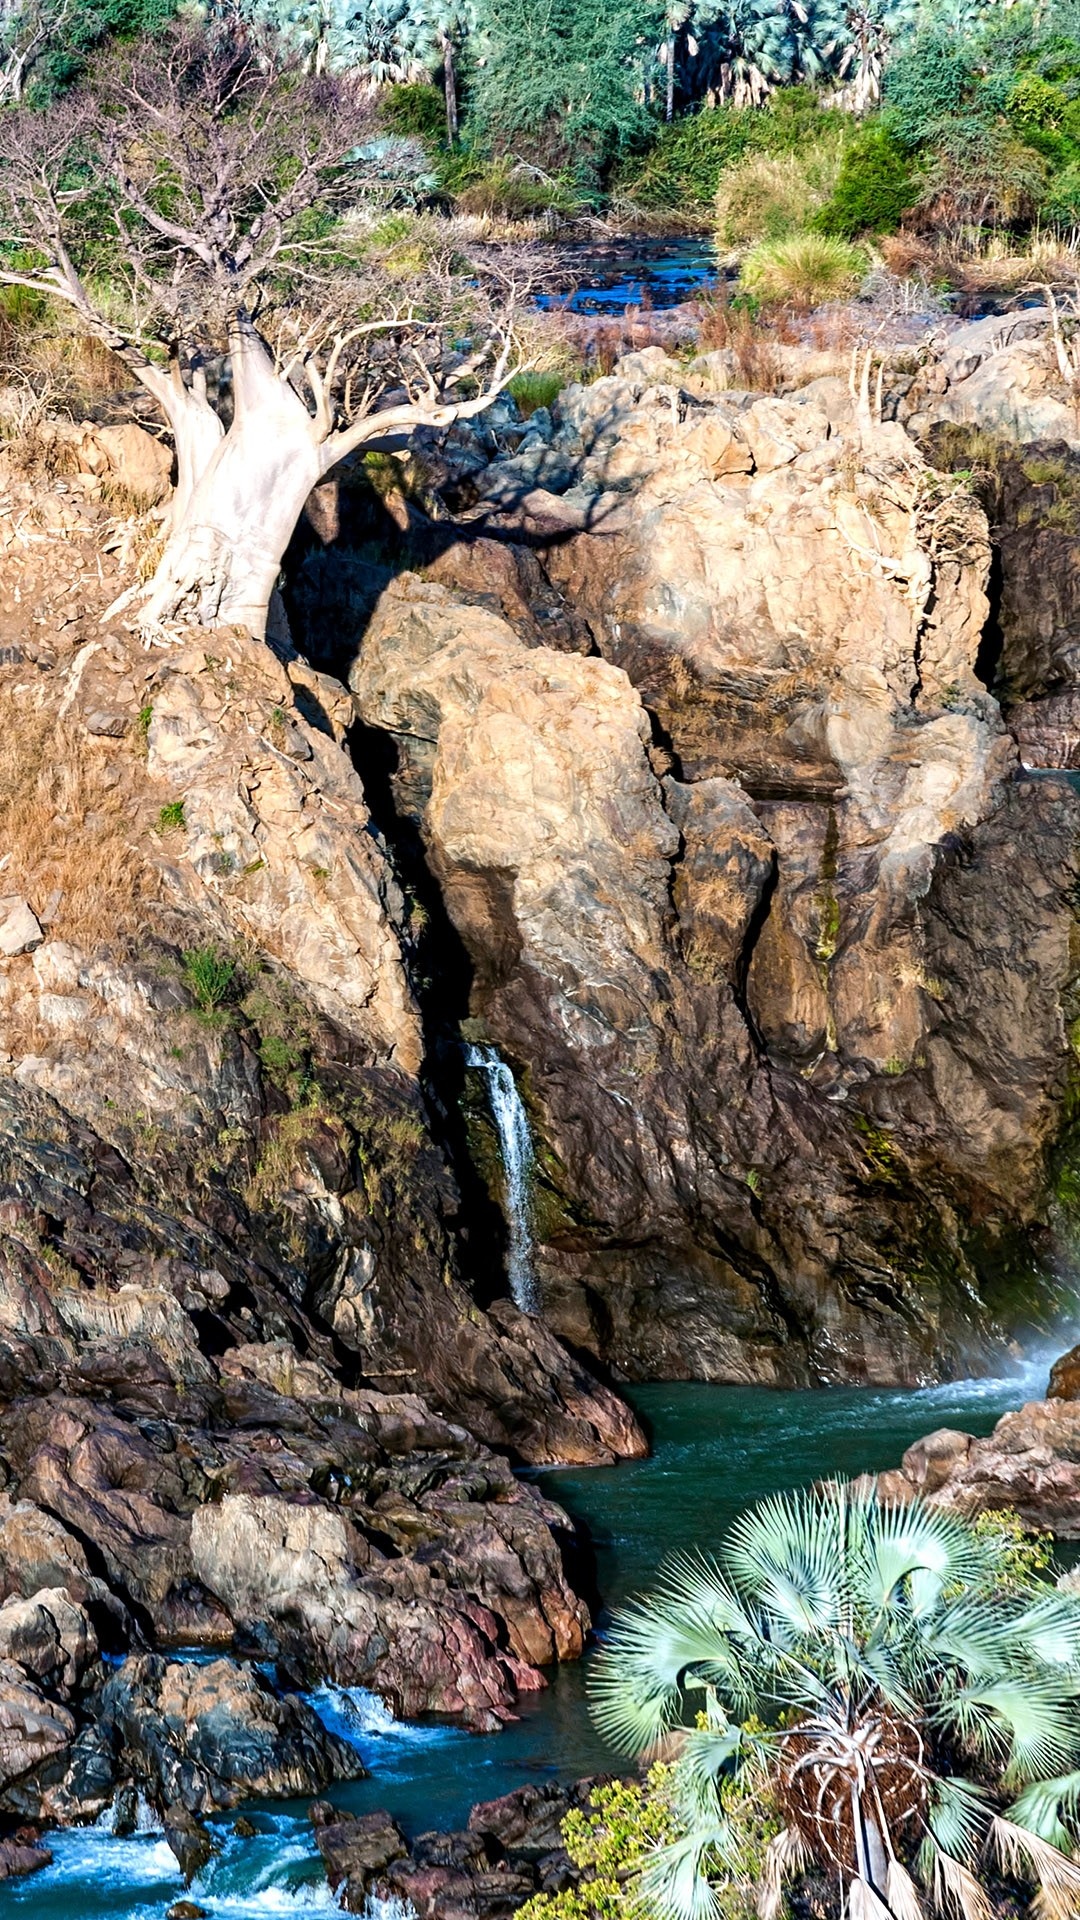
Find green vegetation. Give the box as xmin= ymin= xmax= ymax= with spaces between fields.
xmin=815 ymin=123 xmax=919 ymax=236
xmin=182 ymin=944 xmax=239 ymax=1015
xmin=740 ymin=230 xmax=866 ymax=305
xmin=593 ymin=1483 xmax=1080 ymax=1919
xmin=156 ymin=799 xmax=186 ymax=834
xmin=519 ymin=1765 xmax=775 ymax=1920
xmin=507 ymin=370 xmax=566 ymax=415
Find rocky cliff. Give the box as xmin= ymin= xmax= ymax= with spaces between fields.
xmin=1 ymin=309 xmax=1080 ymax=1844
xmin=340 ymin=344 xmax=1080 ymax=1387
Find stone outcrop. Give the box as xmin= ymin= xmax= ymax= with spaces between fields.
xmin=312 ymin=1777 xmax=609 ymax=1918
xmin=347 ymin=363 xmax=1080 ymax=1385
xmin=875 ymin=1398 xmax=1080 ymax=1535
xmin=903 ymin=309 xmax=1080 ymax=449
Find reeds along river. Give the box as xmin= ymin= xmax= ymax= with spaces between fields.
xmin=6 ymin=1351 xmax=1063 ymax=1920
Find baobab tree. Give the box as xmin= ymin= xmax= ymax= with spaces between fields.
xmin=0 ymin=24 xmax=522 ymax=636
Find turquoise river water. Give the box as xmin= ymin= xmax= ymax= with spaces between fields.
xmin=2 ymin=1349 xmax=1065 ymax=1920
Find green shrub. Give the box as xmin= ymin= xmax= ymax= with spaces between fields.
xmin=382 ymin=82 xmax=447 ymax=144
xmin=740 ymin=231 xmax=866 ymax=307
xmin=885 ymin=31 xmax=974 ymax=148
xmin=816 ymin=124 xmax=920 ymax=237
xmin=182 ymin=945 xmax=238 ymax=1014
xmin=918 ymin=114 xmax=1048 ymax=226
xmin=1042 ymin=158 xmax=1080 ymax=224
xmin=617 ymin=107 xmax=764 ymax=208
xmin=508 ymin=370 xmax=566 ymax=416
xmin=711 ymin=140 xmax=845 ymax=247
xmin=616 ymin=90 xmax=847 ymax=212
xmin=156 ymin=799 xmax=186 ymax=834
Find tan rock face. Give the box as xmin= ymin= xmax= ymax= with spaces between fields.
xmin=145 ymin=626 xmax=421 ymax=1073
xmin=348 ymin=363 xmax=1080 ymax=1385
xmin=903 ymin=310 xmax=1080 ymax=448
xmin=876 ymin=1399 xmax=1080 ymax=1537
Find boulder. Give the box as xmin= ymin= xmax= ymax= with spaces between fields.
xmin=875 ymin=1400 xmax=1080 ymax=1535
xmin=94 ymin=1654 xmax=363 ymax=1815
xmin=0 ymin=1589 xmax=96 ymax=1695
xmin=0 ymin=899 xmax=42 ymax=958
xmin=0 ymin=1661 xmax=75 ymax=1805
xmin=314 ymin=1779 xmax=607 ymax=1917
xmin=905 ymin=316 xmax=1080 ymax=448
xmin=1050 ymin=1344 xmax=1080 ymax=1400
xmin=0 ymin=1835 xmax=52 ymax=1879
xmin=312 ymin=1805 xmax=409 ymax=1905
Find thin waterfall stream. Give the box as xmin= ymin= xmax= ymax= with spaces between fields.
xmin=465 ymin=1042 xmax=541 ymax=1314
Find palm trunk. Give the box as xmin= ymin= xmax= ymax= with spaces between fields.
xmin=443 ymin=34 xmax=458 ymax=147
xmin=141 ymin=319 xmax=321 ymax=638
xmin=665 ymin=30 xmax=675 ymax=121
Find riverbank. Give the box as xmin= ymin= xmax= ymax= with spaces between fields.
xmin=7 ymin=1355 xmax=1066 ymax=1920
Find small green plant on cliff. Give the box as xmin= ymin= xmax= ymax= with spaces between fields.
xmin=593 ymin=1482 xmax=1080 ymax=1920
xmin=508 ymin=370 xmax=565 ymax=417
xmin=182 ymin=944 xmax=238 ymax=1016
xmin=156 ymin=799 xmax=186 ymax=834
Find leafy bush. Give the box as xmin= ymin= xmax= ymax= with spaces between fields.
xmin=916 ymin=114 xmax=1048 ymax=228
xmin=1043 ymin=158 xmax=1080 ymax=224
xmin=466 ymin=0 xmax=652 ymax=182
xmin=517 ymin=1767 xmax=773 ymax=1920
xmin=714 ymin=146 xmax=840 ymax=247
xmin=885 ymin=30 xmax=974 ymax=148
xmin=739 ymin=231 xmax=866 ymax=306
xmin=182 ymin=945 xmax=238 ymax=1014
xmin=382 ymin=82 xmax=447 ymax=143
xmin=816 ymin=123 xmax=920 ymax=236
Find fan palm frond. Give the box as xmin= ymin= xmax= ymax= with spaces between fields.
xmin=988 ymin=1815 xmax=1080 ymax=1920
xmin=929 ymin=1848 xmax=995 ymax=1920
xmin=948 ymin=1681 xmax=1080 ymax=1785
xmin=887 ymin=1858 xmax=929 ymax=1920
xmin=1008 ymin=1769 xmax=1080 ymax=1848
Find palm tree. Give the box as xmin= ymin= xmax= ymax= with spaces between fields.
xmin=591 ymin=1484 xmax=1080 ymax=1920
xmin=403 ymin=0 xmax=476 ymax=144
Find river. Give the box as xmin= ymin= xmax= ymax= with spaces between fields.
xmin=5 ymin=1351 xmax=1063 ymax=1920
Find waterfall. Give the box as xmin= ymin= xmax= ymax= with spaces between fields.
xmin=466 ymin=1044 xmax=541 ymax=1314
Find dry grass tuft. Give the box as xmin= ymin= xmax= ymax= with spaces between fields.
xmin=698 ymin=293 xmax=785 ymax=392
xmin=0 ymin=686 xmax=159 ymax=952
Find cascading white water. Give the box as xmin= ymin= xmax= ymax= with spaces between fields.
xmin=465 ymin=1043 xmax=541 ymax=1314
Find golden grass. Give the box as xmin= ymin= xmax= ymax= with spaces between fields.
xmin=0 ymin=686 xmax=159 ymax=953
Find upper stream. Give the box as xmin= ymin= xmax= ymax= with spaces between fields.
xmin=7 ymin=1352 xmax=1062 ymax=1920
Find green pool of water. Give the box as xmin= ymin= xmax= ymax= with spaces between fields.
xmin=5 ymin=1355 xmax=1058 ymax=1918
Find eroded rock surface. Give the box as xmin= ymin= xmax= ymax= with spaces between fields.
xmin=875 ymin=1399 xmax=1080 ymax=1535
xmin=312 ymin=1777 xmax=609 ymax=1918
xmin=348 ymin=366 xmax=1080 ymax=1385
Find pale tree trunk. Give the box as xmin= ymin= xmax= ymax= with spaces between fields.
xmin=665 ymin=31 xmax=675 ymax=121
xmin=141 ymin=319 xmax=322 ymax=638
xmin=127 ymin=310 xmax=515 ymax=640
xmin=443 ymin=34 xmax=458 ymax=147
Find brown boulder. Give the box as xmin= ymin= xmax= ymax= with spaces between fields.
xmin=1050 ymin=1344 xmax=1080 ymax=1400
xmin=876 ymin=1399 xmax=1080 ymax=1535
